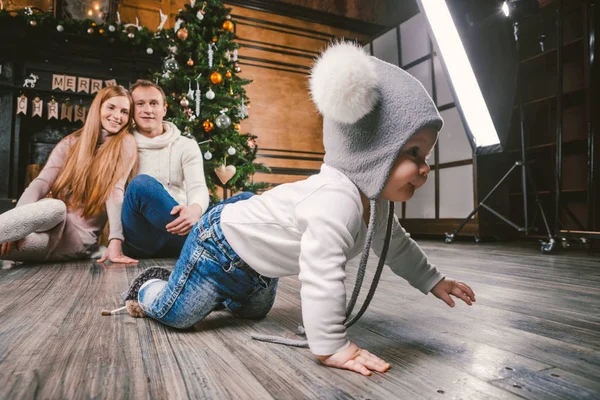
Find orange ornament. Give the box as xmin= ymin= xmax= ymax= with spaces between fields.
xmin=187 ymin=58 xmax=194 ymax=66
xmin=177 ymin=28 xmax=189 ymax=40
xmin=225 ymin=70 xmax=232 ymax=78
xmin=212 ymin=36 xmax=218 ymax=43
xmin=203 ymin=119 xmax=215 ymax=132
xmin=210 ymin=72 xmax=223 ymax=84
xmin=222 ymin=20 xmax=234 ymax=32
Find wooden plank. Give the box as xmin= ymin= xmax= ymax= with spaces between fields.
xmin=0 ymin=241 xmax=599 ymax=399
xmin=490 ymin=368 xmax=600 ymax=399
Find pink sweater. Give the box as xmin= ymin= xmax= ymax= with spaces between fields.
xmin=16 ymin=130 xmax=137 ymax=260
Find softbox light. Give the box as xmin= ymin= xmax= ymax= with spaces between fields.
xmin=416 ymin=0 xmax=518 ymax=155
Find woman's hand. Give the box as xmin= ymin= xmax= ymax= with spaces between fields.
xmin=0 ymin=240 xmax=22 ymax=257
xmin=316 ymin=342 xmax=390 ymax=376
xmin=98 ymin=239 xmax=138 ymax=264
xmin=431 ymin=278 xmax=476 ymax=307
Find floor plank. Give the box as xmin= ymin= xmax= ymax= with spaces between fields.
xmin=0 ymin=240 xmax=598 ymax=399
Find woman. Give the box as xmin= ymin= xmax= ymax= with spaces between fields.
xmin=0 ymin=86 xmax=138 ymax=264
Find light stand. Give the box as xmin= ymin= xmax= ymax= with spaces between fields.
xmin=445 ymin=21 xmax=556 ymax=253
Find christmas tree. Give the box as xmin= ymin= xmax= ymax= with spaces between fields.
xmin=153 ymin=0 xmax=269 ymax=203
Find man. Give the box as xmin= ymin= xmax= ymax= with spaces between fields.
xmin=121 ymin=80 xmax=210 ymax=258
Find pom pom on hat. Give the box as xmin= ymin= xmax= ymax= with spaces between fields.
xmin=310 ymin=42 xmax=379 ymax=124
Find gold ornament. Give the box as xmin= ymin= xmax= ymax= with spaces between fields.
xmin=92 ymin=22 xmax=97 ymax=27
xmin=210 ymin=72 xmax=223 ymax=84
xmin=180 ymin=98 xmax=190 ymax=107
xmin=99 ymin=28 xmax=105 ymax=34
xmin=225 ymin=70 xmax=232 ymax=78
xmin=234 ymin=123 xmax=240 ymax=131
xmin=187 ymin=58 xmax=194 ymax=66
xmin=212 ymin=36 xmax=218 ymax=43
xmin=203 ymin=119 xmax=215 ymax=132
xmin=177 ymin=28 xmax=189 ymax=40
xmin=29 ymin=20 xmax=37 ymax=26
xmin=234 ymin=63 xmax=241 ymax=73
xmin=222 ymin=21 xmax=234 ymax=32
xmin=87 ymin=28 xmax=94 ymax=34
xmin=229 ymin=88 xmax=234 ymax=95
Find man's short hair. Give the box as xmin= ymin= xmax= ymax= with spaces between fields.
xmin=129 ymin=80 xmax=167 ymax=106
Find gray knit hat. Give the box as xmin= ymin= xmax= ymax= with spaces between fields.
xmin=310 ymin=42 xmax=443 ymax=200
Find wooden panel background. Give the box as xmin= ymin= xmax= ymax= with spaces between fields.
xmin=115 ymin=1 xmax=371 ymax=186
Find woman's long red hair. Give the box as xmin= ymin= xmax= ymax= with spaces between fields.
xmin=51 ymin=86 xmax=136 ymax=218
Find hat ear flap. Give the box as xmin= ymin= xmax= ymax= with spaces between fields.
xmin=310 ymin=42 xmax=379 ymax=124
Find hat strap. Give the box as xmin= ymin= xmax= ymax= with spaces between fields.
xmin=345 ymin=200 xmax=394 ymax=328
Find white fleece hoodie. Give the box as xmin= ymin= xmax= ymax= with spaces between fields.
xmin=133 ymin=121 xmax=209 ymax=213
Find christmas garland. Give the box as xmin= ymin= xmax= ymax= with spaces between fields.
xmin=0 ymin=7 xmax=168 ymax=53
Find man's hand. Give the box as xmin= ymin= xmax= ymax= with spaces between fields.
xmin=431 ymin=278 xmax=475 ymax=307
xmin=316 ymin=342 xmax=390 ymax=376
xmin=166 ymin=203 xmax=202 ymax=236
xmin=0 ymin=240 xmax=22 ymax=257
xmin=98 ymin=239 xmax=138 ymax=264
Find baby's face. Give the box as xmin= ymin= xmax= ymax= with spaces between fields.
xmin=380 ymin=128 xmax=437 ymax=202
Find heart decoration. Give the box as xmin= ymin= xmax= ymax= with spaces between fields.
xmin=214 ymin=164 xmax=236 ymax=184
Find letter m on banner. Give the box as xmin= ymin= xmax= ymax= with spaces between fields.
xmin=52 ymin=75 xmax=65 ymax=91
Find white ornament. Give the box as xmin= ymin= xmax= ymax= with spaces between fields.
xmin=225 ymin=50 xmax=230 ymax=61
xmin=232 ymin=49 xmax=238 ymax=61
xmin=238 ymin=96 xmax=249 ymax=119
xmin=157 ymin=9 xmax=168 ymax=31
xmin=146 ymin=48 xmax=154 ymax=55
xmin=123 ymin=17 xmax=141 ymax=31
xmin=197 ymin=11 xmax=204 ymax=21
xmin=108 ymin=25 xmax=116 ymax=32
xmin=168 ymin=45 xmax=178 ymax=55
xmin=56 ymin=25 xmax=64 ymax=32
xmin=227 ymin=146 xmax=236 ymax=156
xmin=205 ymin=88 xmax=215 ymax=100
xmin=187 ymin=81 xmax=194 ymax=100
xmin=24 ymin=7 xmax=33 ymax=15
xmin=190 ymin=0 xmax=196 ymax=7
xmin=204 ymin=150 xmax=213 ymax=160
xmin=195 ymin=79 xmax=202 ymax=116
xmin=208 ymin=43 xmax=214 ymax=68
xmin=174 ymin=18 xmax=184 ymax=32
xmin=23 ymin=73 xmax=39 ymax=88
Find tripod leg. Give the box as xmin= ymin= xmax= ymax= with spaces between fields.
xmin=526 ymin=167 xmax=553 ymax=239
xmin=446 ymin=164 xmax=519 ymax=243
xmin=525 ymin=167 xmax=556 ymax=253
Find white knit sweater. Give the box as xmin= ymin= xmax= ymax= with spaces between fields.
xmin=133 ymin=121 xmax=209 ymax=213
xmin=221 ymin=164 xmax=444 ymax=356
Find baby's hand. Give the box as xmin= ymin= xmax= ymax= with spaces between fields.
xmin=431 ymin=278 xmax=475 ymax=307
xmin=316 ymin=342 xmax=390 ymax=376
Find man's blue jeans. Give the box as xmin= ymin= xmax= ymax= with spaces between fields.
xmin=122 ymin=174 xmax=254 ymax=258
xmin=137 ymin=202 xmax=278 ymax=328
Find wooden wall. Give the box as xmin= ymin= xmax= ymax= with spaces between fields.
xmin=118 ymin=1 xmax=370 ymax=186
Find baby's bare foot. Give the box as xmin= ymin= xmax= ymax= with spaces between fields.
xmin=126 ymin=300 xmax=147 ymax=318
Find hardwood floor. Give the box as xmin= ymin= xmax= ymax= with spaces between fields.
xmin=0 ymin=241 xmax=599 ymax=399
